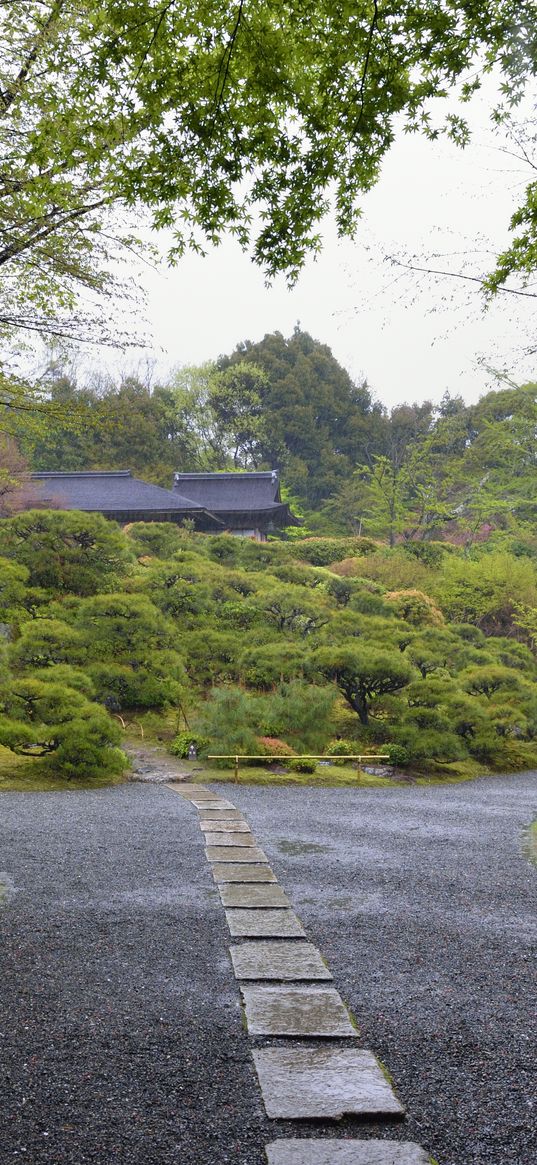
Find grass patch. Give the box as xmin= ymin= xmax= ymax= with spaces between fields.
xmin=0 ymin=745 xmax=126 ymax=793
xmin=183 ymin=761 xmax=398 ymax=788
xmin=413 ymin=758 xmax=490 ymax=785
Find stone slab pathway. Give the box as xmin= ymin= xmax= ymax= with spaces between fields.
xmin=203 ymin=831 xmax=257 ymax=846
xmin=253 ymin=1047 xmax=405 ymax=1119
xmin=192 ymin=799 xmax=237 ymax=809
xmin=265 ymin=1140 xmax=432 ymax=1164
xmin=211 ymin=862 xmax=278 ymax=883
xmin=241 ymin=986 xmax=357 ymax=1037
xmin=225 ymin=908 xmax=306 ymax=937
xmin=168 ymin=780 xmax=432 ymax=1162
xmin=199 ymin=820 xmax=251 ymax=832
xmin=174 ymin=786 xmax=220 ymax=799
xmin=206 ymin=844 xmax=268 ymax=863
xmin=219 ymin=883 xmax=290 ymax=908
xmin=198 ymin=808 xmax=246 ymax=820
xmin=229 ymin=940 xmax=333 ymax=981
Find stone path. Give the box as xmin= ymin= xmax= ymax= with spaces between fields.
xmin=168 ymin=783 xmax=435 ymax=1164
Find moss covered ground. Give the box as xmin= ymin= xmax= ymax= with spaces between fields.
xmin=0 ymin=745 xmax=126 ymax=793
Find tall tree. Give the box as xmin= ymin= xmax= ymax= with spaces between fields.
xmin=220 ymin=328 xmax=385 ymax=505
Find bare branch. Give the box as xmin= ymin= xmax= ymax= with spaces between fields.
xmin=388 ymin=256 xmax=537 ymax=299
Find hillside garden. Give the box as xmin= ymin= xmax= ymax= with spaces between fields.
xmin=2 ymin=509 xmax=537 ymax=788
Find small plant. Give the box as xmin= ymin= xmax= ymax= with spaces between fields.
xmin=325 ymin=739 xmax=358 ymax=765
xmin=288 ymin=757 xmax=317 ymax=774
xmin=326 ymin=739 xmax=357 ymax=757
xmin=256 ymin=736 xmax=296 ymax=758
xmin=170 ymin=731 xmax=209 ymax=758
xmin=386 ymin=743 xmax=410 ymax=767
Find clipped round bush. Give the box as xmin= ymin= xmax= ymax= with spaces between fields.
xmin=386 ymin=743 xmax=410 ymax=767
xmin=288 ymin=757 xmax=317 ymax=773
xmin=385 ymin=589 xmax=444 ymax=627
xmin=325 ymin=739 xmax=357 ymax=765
xmin=256 ymin=736 xmax=296 ymax=758
xmin=170 ymin=731 xmax=209 ymax=758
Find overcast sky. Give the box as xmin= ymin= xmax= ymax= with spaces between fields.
xmin=120 ymin=82 xmax=536 ymax=411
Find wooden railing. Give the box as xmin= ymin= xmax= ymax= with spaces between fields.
xmin=207 ymin=754 xmax=390 ymax=781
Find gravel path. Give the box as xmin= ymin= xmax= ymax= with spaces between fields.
xmin=1 ymin=774 xmax=536 ymax=1165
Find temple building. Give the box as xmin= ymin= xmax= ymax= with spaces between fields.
xmin=172 ymin=471 xmax=298 ymax=539
xmin=28 ymin=469 xmax=298 ymax=539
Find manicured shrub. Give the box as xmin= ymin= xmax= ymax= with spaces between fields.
xmin=325 ymin=739 xmax=358 ymax=764
xmin=287 ymin=537 xmax=376 ymax=566
xmin=240 ymin=642 xmax=306 ymax=690
xmin=385 ymin=589 xmax=444 ymax=627
xmin=0 ymin=510 xmax=132 ymax=595
xmin=256 ymin=736 xmax=296 ymax=758
xmin=9 ymin=619 xmax=85 ymax=669
xmin=36 ymin=664 xmax=96 ymax=697
xmin=402 ymin=541 xmax=451 ymax=568
xmin=169 ymin=731 xmax=209 ymax=758
xmin=288 ymin=757 xmax=317 ymax=773
xmin=49 ymin=714 xmax=127 ymax=780
xmin=87 ymin=662 xmax=184 ymax=710
xmin=125 ymin=521 xmax=192 ymax=559
xmin=385 ymin=743 xmax=410 ymax=766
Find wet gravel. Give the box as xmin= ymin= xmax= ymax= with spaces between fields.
xmin=227 ymin=773 xmax=537 ymax=1165
xmin=0 ymin=774 xmax=535 ymax=1165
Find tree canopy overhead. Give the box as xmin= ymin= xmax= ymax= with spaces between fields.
xmin=1 ymin=0 xmax=536 ymax=336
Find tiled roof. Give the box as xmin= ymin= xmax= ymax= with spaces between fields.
xmin=173 ymin=471 xmax=283 ymax=512
xmin=31 ymin=471 xmax=206 ymax=513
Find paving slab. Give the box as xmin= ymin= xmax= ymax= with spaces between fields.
xmin=253 ymin=1046 xmax=404 ymax=1119
xmin=225 ymin=909 xmax=306 ymax=938
xmin=203 ymin=831 xmax=257 ymax=847
xmin=212 ymin=864 xmax=278 ymax=883
xmin=172 ymin=786 xmax=215 ymax=799
xmin=198 ymin=809 xmax=246 ymax=821
xmin=192 ymin=800 xmax=237 ymax=810
xmin=199 ymin=820 xmax=250 ymax=832
xmin=265 ymin=1140 xmax=432 ymax=1164
xmin=229 ymin=941 xmax=332 ymax=981
xmin=205 ymin=845 xmax=268 ymax=863
xmin=241 ymin=986 xmax=357 ymax=1037
xmin=219 ymin=883 xmax=290 ymax=908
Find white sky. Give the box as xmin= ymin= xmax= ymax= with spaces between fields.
xmin=115 ymin=82 xmax=536 ymax=410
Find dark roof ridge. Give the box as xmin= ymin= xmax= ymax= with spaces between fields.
xmin=174 ymin=470 xmax=278 ymax=479
xmin=31 ymin=470 xmax=132 ymax=479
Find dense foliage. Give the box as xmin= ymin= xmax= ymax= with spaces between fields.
xmin=12 ymin=333 xmax=537 ymax=533
xmin=2 ymin=0 xmax=535 ymax=338
xmin=3 ymin=508 xmax=537 ymax=781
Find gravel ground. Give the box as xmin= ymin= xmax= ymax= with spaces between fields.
xmin=0 ymin=774 xmax=536 ymax=1165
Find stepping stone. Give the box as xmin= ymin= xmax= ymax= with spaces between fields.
xmin=192 ymin=800 xmax=237 ymax=810
xmin=203 ymin=831 xmax=257 ymax=847
xmin=229 ymin=941 xmax=332 ymax=981
xmin=219 ymin=883 xmax=290 ymax=908
xmin=199 ymin=810 xmax=245 ymax=821
xmin=265 ymin=1140 xmax=432 ymax=1164
xmin=199 ymin=820 xmax=250 ymax=832
xmin=241 ymin=986 xmax=356 ymax=1037
xmin=212 ymin=864 xmax=277 ymax=883
xmin=225 ymin=909 xmax=306 ymax=938
xmin=205 ymin=846 xmax=268 ymax=863
xmin=253 ymin=1046 xmax=404 ymax=1119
